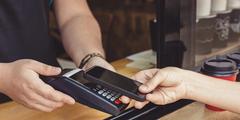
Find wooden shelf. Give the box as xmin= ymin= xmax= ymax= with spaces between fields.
xmin=195 ymin=40 xmax=240 ymax=66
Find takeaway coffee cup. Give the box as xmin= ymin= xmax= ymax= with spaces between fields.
xmin=227 ymin=53 xmax=240 ymax=81
xmin=212 ymin=0 xmax=227 ymax=12
xmin=201 ymin=57 xmax=238 ymax=111
xmin=197 ymin=0 xmax=212 ymax=17
xmin=228 ymin=0 xmax=240 ymax=9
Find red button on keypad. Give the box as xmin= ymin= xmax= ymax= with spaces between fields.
xmin=114 ymin=99 xmax=122 ymax=105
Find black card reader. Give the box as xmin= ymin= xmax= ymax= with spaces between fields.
xmin=42 ymin=69 xmax=128 ymax=116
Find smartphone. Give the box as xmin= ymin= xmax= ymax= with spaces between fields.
xmin=85 ymin=66 xmax=146 ymax=102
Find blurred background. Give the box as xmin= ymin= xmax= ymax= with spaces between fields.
xmin=50 ymin=0 xmax=156 ymax=62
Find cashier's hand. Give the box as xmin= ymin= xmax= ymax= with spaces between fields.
xmin=83 ymin=56 xmax=115 ymax=71
xmin=120 ymin=67 xmax=187 ymax=109
xmin=0 ymin=59 xmax=75 ymax=112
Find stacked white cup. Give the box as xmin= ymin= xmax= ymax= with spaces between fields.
xmin=228 ymin=0 xmax=240 ymax=9
xmin=197 ymin=0 xmax=212 ymax=17
xmin=211 ymin=0 xmax=227 ymax=13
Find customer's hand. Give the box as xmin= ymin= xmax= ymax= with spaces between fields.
xmin=121 ymin=67 xmax=188 ymax=109
xmin=0 ymin=59 xmax=75 ymax=112
xmin=83 ymin=57 xmax=115 ymax=71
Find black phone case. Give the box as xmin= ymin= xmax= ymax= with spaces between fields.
xmin=42 ymin=71 xmax=127 ymax=116
xmin=84 ymin=69 xmax=146 ymax=102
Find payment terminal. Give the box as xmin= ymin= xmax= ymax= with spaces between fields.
xmin=42 ymin=69 xmax=128 ymax=116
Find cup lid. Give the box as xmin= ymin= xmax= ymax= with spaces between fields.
xmin=227 ymin=53 xmax=240 ymax=65
xmin=201 ymin=57 xmax=238 ymax=76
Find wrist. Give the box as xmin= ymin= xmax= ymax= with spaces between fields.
xmin=181 ymin=70 xmax=213 ymax=101
xmin=72 ymin=49 xmax=105 ymax=67
xmin=79 ymin=52 xmax=105 ymax=68
xmin=179 ymin=69 xmax=199 ymax=100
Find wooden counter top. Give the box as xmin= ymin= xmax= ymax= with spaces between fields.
xmin=0 ymin=59 xmax=239 ymax=120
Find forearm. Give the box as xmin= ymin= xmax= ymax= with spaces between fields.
xmin=60 ymin=15 xmax=104 ymax=66
xmin=183 ymin=70 xmax=240 ymax=113
xmin=54 ymin=0 xmax=104 ymax=67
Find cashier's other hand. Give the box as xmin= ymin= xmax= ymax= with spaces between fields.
xmin=83 ymin=56 xmax=115 ymax=72
xmin=0 ymin=59 xmax=75 ymax=112
xmin=121 ymin=67 xmax=187 ymax=109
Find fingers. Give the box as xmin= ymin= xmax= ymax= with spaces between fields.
xmin=25 ymin=91 xmax=64 ymax=110
xmin=26 ymin=60 xmax=61 ymax=76
xmin=14 ymin=96 xmax=55 ymax=112
xmin=120 ymin=69 xmax=160 ymax=109
xmin=120 ymin=96 xmax=130 ymax=104
xmin=134 ymin=101 xmax=149 ymax=109
xmin=32 ymin=81 xmax=75 ymax=105
xmin=21 ymin=79 xmax=75 ymax=112
xmin=120 ymin=96 xmax=149 ymax=109
xmin=28 ymin=102 xmax=56 ymax=112
xmin=15 ymin=89 xmax=63 ymax=112
xmin=25 ymin=61 xmax=75 ymax=105
xmin=146 ymin=92 xmax=166 ymax=105
xmin=145 ymin=88 xmax=176 ymax=105
xmin=139 ymin=70 xmax=165 ymax=93
xmin=131 ymin=69 xmax=159 ymax=84
xmin=54 ymin=90 xmax=76 ymax=105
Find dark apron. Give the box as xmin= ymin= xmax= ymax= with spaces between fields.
xmin=0 ymin=0 xmax=59 ymax=102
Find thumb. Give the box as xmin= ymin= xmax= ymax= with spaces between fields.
xmin=139 ymin=71 xmax=164 ymax=93
xmin=29 ymin=61 xmax=61 ymax=76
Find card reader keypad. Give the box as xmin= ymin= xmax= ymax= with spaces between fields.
xmin=92 ymin=84 xmax=123 ymax=105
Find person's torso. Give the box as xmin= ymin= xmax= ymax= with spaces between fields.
xmin=0 ymin=0 xmax=58 ymax=66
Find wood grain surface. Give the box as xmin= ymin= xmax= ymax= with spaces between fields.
xmin=0 ymin=59 xmax=239 ymax=120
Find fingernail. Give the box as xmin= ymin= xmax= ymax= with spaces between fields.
xmin=55 ymin=67 xmax=61 ymax=73
xmin=122 ymin=99 xmax=128 ymax=104
xmin=69 ymin=98 xmax=75 ymax=105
